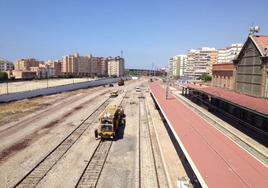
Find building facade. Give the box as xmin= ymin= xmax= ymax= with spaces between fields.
xmin=12 ymin=70 xmax=36 ymax=79
xmin=15 ymin=58 xmax=41 ymax=71
xmin=90 ymin=57 xmax=108 ymax=77
xmin=185 ymin=47 xmax=218 ymax=79
xmin=45 ymin=60 xmax=62 ymax=77
xmin=233 ymin=35 xmax=268 ymax=98
xmin=212 ymin=63 xmax=235 ymax=90
xmin=107 ymin=57 xmax=124 ymax=77
xmin=62 ymin=53 xmax=79 ymax=75
xmin=0 ymin=59 xmax=14 ymax=71
xmin=218 ymin=44 xmax=242 ymax=64
xmin=62 ymin=53 xmax=92 ymax=76
xmin=169 ymin=55 xmax=186 ymax=78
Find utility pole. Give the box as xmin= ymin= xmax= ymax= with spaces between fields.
xmin=6 ymin=79 xmax=9 ymax=94
xmin=165 ymin=63 xmax=171 ymax=99
xmin=151 ymin=63 xmax=154 ymax=77
xmin=46 ymin=71 xmax=48 ymax=88
xmin=153 ymin=64 xmax=155 ymax=77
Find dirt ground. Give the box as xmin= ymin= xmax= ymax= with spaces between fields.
xmin=0 ymin=87 xmax=98 ymax=126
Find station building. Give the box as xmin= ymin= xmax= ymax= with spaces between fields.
xmin=182 ymin=33 xmax=268 ymax=138
xmin=233 ymin=34 xmax=268 ymax=98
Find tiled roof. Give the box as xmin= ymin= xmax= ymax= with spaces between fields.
xmin=252 ymin=35 xmax=268 ymax=55
xmin=187 ymin=84 xmax=268 ymax=116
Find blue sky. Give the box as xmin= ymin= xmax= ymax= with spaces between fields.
xmin=0 ymin=0 xmax=267 ymax=69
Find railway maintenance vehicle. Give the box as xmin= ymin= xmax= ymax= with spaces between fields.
xmin=110 ymin=90 xmax=119 ymax=97
xmin=118 ymin=79 xmax=124 ymax=86
xmin=95 ymin=105 xmax=125 ymax=139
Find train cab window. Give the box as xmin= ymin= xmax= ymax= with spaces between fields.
xmin=101 ymin=123 xmax=113 ymax=131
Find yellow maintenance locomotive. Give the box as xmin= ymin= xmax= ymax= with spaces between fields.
xmin=95 ymin=105 xmax=125 ymax=139
xmin=110 ymin=90 xmax=119 ymax=97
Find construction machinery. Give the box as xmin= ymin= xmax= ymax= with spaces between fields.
xmin=118 ymin=79 xmax=124 ymax=86
xmin=110 ymin=90 xmax=119 ymax=97
xmin=95 ymin=105 xmax=125 ymax=139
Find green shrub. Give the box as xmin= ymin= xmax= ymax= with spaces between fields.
xmin=200 ymin=74 xmax=212 ymax=82
xmin=0 ymin=72 xmax=8 ymax=81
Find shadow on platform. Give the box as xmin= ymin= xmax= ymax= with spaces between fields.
xmin=114 ymin=120 xmax=126 ymax=141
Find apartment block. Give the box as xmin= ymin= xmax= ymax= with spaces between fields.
xmin=107 ymin=57 xmax=124 ymax=77
xmin=62 ymin=53 xmax=79 ymax=75
xmin=15 ymin=58 xmax=41 ymax=71
xmin=45 ymin=60 xmax=62 ymax=77
xmin=91 ymin=57 xmax=108 ymax=77
xmin=0 ymin=58 xmax=14 ymax=71
xmin=169 ymin=55 xmax=186 ymax=78
xmin=62 ymin=53 xmax=91 ymax=76
xmin=218 ymin=43 xmax=242 ymax=64
xmin=30 ymin=66 xmax=48 ymax=78
xmin=185 ymin=47 xmax=218 ymax=79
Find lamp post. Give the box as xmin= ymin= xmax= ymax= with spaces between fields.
xmin=166 ymin=65 xmax=170 ymax=100
xmin=46 ymin=71 xmax=48 ymax=88
xmin=6 ymin=79 xmax=9 ymax=94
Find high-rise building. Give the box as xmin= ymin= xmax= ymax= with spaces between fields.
xmin=107 ymin=57 xmax=124 ymax=77
xmin=77 ymin=55 xmax=92 ymax=76
xmin=185 ymin=47 xmax=218 ymax=79
xmin=15 ymin=58 xmax=41 ymax=71
xmin=90 ymin=57 xmax=108 ymax=77
xmin=0 ymin=58 xmax=14 ymax=71
xmin=217 ymin=44 xmax=242 ymax=64
xmin=45 ymin=60 xmax=62 ymax=77
xmin=62 ymin=53 xmax=91 ymax=76
xmin=62 ymin=53 xmax=79 ymax=75
xmin=169 ymin=55 xmax=186 ymax=78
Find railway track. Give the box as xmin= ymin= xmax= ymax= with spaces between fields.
xmin=75 ymin=140 xmax=112 ymax=188
xmin=0 ymin=90 xmax=111 ymax=164
xmin=138 ymin=91 xmax=160 ymax=188
xmin=75 ymin=92 xmax=128 ymax=188
xmin=0 ymin=88 xmax=110 ymax=135
xmin=13 ymin=97 xmax=112 ymax=188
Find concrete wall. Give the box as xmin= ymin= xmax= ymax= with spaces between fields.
xmin=0 ymin=77 xmax=130 ymax=103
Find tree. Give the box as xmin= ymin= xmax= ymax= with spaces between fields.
xmin=0 ymin=72 xmax=8 ymax=81
xmin=200 ymin=73 xmax=212 ymax=82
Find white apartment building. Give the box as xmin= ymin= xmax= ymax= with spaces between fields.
xmin=107 ymin=57 xmax=124 ymax=77
xmin=185 ymin=47 xmax=218 ymax=79
xmin=0 ymin=59 xmax=14 ymax=71
xmin=218 ymin=43 xmax=242 ymax=64
xmin=169 ymin=55 xmax=186 ymax=78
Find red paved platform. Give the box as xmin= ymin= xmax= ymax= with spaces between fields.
xmin=149 ymin=83 xmax=268 ymax=188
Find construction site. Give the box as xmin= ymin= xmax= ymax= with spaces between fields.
xmin=0 ymin=78 xmax=267 ymax=188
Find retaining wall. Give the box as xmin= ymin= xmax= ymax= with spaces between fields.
xmin=0 ymin=77 xmax=130 ymax=103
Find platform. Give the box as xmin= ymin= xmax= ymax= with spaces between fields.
xmin=149 ymin=83 xmax=268 ymax=188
